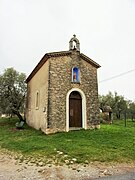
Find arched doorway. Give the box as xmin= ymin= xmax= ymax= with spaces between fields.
xmin=66 ymin=88 xmax=87 ymax=132
xmin=69 ymin=91 xmax=82 ymax=127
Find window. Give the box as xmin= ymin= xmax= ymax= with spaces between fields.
xmin=72 ymin=67 xmax=80 ymax=82
xmin=35 ymin=91 xmax=39 ymax=109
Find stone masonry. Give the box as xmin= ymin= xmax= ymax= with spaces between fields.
xmin=26 ymin=35 xmax=101 ymax=134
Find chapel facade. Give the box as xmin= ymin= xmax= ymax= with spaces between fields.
xmin=26 ymin=35 xmax=101 ymax=134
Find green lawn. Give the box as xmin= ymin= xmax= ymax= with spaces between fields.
xmin=0 ymin=117 xmax=135 ymax=165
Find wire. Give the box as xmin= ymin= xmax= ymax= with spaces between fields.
xmin=99 ymin=68 xmax=135 ymax=83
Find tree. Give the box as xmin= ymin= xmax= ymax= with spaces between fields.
xmin=0 ymin=68 xmax=26 ymax=121
xmin=113 ymin=92 xmax=127 ymax=120
xmin=99 ymin=91 xmax=114 ymax=111
xmin=128 ymin=101 xmax=135 ymax=121
xmin=99 ymin=92 xmax=114 ymax=122
xmin=99 ymin=92 xmax=128 ymax=120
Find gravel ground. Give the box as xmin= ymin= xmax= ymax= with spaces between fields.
xmin=0 ymin=152 xmax=135 ymax=180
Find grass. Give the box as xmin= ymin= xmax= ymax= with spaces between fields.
xmin=0 ymin=117 xmax=135 ymax=165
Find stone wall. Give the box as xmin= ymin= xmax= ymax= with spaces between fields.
xmin=47 ymin=49 xmax=100 ymax=133
xmin=47 ymin=55 xmax=71 ymax=133
xmin=26 ymin=48 xmax=100 ymax=134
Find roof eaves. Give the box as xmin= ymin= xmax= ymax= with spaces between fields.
xmin=26 ymin=54 xmax=49 ymax=83
xmin=26 ymin=51 xmax=71 ymax=83
xmin=80 ymin=53 xmax=101 ymax=68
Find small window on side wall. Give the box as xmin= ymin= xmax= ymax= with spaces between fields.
xmin=35 ymin=91 xmax=39 ymax=109
xmin=72 ymin=67 xmax=80 ymax=83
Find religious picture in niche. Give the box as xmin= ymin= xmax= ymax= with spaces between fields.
xmin=72 ymin=67 xmax=79 ymax=82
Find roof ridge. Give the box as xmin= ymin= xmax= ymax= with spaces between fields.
xmin=26 ymin=51 xmax=100 ymax=83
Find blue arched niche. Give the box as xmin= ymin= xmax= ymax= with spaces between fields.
xmin=72 ymin=67 xmax=80 ymax=82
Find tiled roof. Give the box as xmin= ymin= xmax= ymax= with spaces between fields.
xmin=80 ymin=53 xmax=101 ymax=68
xmin=26 ymin=50 xmax=100 ymax=83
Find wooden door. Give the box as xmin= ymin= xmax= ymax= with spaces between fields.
xmin=69 ymin=91 xmax=82 ymax=127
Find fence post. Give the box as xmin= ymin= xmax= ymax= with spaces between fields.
xmin=124 ymin=111 xmax=127 ymax=127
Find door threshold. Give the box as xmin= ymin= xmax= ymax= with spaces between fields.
xmin=69 ymin=127 xmax=83 ymax=131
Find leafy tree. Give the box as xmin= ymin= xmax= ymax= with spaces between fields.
xmin=113 ymin=92 xmax=127 ymax=119
xmin=99 ymin=92 xmax=114 ymax=122
xmin=128 ymin=101 xmax=135 ymax=121
xmin=99 ymin=92 xmax=128 ymax=120
xmin=0 ymin=68 xmax=26 ymax=121
xmin=99 ymin=91 xmax=114 ymax=111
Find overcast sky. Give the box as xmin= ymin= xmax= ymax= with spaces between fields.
xmin=1 ymin=0 xmax=135 ymax=101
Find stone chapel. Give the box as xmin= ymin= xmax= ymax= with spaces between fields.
xmin=26 ymin=35 xmax=101 ymax=134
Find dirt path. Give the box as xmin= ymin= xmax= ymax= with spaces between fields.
xmin=0 ymin=152 xmax=135 ymax=180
